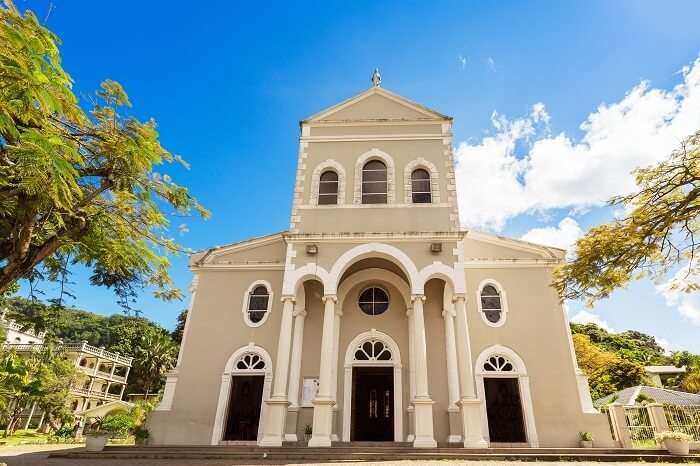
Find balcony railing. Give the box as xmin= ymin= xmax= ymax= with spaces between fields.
xmin=5 ymin=341 xmax=132 ymax=366
xmin=71 ymin=386 xmax=121 ymax=401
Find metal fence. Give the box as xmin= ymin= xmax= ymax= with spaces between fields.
xmin=665 ymin=405 xmax=700 ymax=441
xmin=623 ymin=406 xmax=656 ymax=448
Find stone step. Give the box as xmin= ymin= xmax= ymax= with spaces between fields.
xmin=50 ymin=446 xmax=700 ymax=463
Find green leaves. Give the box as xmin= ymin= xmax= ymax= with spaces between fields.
xmin=555 ymin=130 xmax=700 ymax=304
xmin=0 ymin=3 xmax=208 ymax=308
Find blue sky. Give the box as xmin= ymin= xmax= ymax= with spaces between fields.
xmin=16 ymin=1 xmax=700 ymax=351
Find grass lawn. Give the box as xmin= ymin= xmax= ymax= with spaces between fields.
xmin=0 ymin=429 xmax=60 ymax=446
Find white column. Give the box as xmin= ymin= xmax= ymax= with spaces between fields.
xmin=284 ymin=308 xmax=306 ymax=441
xmin=406 ymin=307 xmax=416 ymax=442
xmin=454 ymin=294 xmax=487 ymax=448
xmin=330 ymin=306 xmax=342 ymax=441
xmin=309 ymin=295 xmax=337 ymax=447
xmin=260 ymin=295 xmax=295 ymax=447
xmin=443 ymin=307 xmax=462 ymax=443
xmin=23 ymin=401 xmax=36 ymax=429
xmin=411 ymin=295 xmax=436 ymax=448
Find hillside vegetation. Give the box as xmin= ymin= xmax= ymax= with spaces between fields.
xmin=570 ymin=322 xmax=700 ymax=399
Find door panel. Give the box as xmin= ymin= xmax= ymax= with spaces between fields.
xmin=351 ymin=367 xmax=394 ymax=441
xmin=484 ymin=377 xmax=526 ymax=443
xmin=224 ymin=375 xmax=264 ymax=441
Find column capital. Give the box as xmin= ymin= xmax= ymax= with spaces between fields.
xmin=452 ymin=293 xmax=467 ymax=303
xmin=411 ymin=294 xmax=426 ymax=303
xmin=281 ymin=295 xmax=296 ymax=304
xmin=335 ymin=308 xmax=343 ymax=317
xmin=442 ymin=308 xmax=456 ymax=318
xmin=322 ymin=294 xmax=337 ymax=303
xmin=293 ymin=308 xmax=307 ymax=318
xmin=405 ymin=307 xmax=413 ymax=317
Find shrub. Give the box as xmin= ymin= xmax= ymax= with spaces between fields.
xmin=100 ymin=414 xmax=134 ymax=437
xmin=655 ymin=431 xmax=694 ymax=442
xmin=579 ymin=431 xmax=593 ymax=441
xmin=134 ymin=426 xmax=150 ymax=440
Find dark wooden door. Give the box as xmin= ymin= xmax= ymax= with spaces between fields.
xmin=224 ymin=375 xmax=264 ymax=441
xmin=351 ymin=367 xmax=394 ymax=441
xmin=484 ymin=377 xmax=526 ymax=443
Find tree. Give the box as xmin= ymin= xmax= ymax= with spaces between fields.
xmin=0 ymin=3 xmax=208 ymax=310
xmin=0 ymin=351 xmax=38 ymax=435
xmin=133 ymin=332 xmax=177 ymax=396
xmin=554 ymin=130 xmax=700 ymax=303
xmin=573 ymin=333 xmax=647 ymax=400
xmin=31 ymin=345 xmax=83 ymax=430
xmin=171 ymin=309 xmax=187 ymax=345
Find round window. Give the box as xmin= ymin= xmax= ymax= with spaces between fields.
xmin=358 ymin=287 xmax=389 ymax=316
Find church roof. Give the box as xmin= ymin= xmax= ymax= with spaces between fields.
xmin=302 ymin=86 xmax=452 ymax=124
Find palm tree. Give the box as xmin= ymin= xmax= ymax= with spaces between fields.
xmin=134 ymin=333 xmax=177 ymax=397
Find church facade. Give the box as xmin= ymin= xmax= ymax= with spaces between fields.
xmin=148 ymin=80 xmax=614 ymax=448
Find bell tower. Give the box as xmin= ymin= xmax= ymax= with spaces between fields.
xmin=289 ymin=76 xmax=460 ymax=235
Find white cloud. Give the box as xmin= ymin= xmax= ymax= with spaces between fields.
xmin=459 ymin=55 xmax=467 ymax=69
xmin=487 ymin=56 xmax=496 ymax=72
xmin=570 ymin=310 xmax=614 ymax=331
xmin=521 ymin=217 xmax=583 ymax=255
xmin=455 ymin=55 xmax=700 ymax=231
xmin=656 ymin=262 xmax=700 ymax=326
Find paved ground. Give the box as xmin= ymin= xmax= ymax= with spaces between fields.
xmin=0 ymin=446 xmax=683 ymax=466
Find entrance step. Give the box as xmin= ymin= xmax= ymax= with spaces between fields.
xmin=50 ymin=445 xmax=700 ymax=463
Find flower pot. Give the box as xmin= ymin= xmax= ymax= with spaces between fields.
xmin=664 ymin=438 xmax=690 ymax=456
xmin=579 ymin=440 xmax=593 ymax=448
xmin=85 ymin=434 xmax=109 ymax=452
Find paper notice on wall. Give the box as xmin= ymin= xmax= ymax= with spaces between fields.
xmin=302 ymin=378 xmax=319 ymax=407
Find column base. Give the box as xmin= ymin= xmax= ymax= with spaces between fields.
xmin=412 ymin=398 xmax=436 ymax=448
xmin=308 ymin=397 xmax=335 ymax=447
xmin=447 ymin=406 xmax=462 ymax=444
xmin=284 ymin=406 xmax=299 ymax=442
xmin=458 ymin=397 xmax=488 ymax=448
xmin=259 ymin=397 xmax=290 ymax=447
xmin=406 ymin=405 xmax=415 ymax=442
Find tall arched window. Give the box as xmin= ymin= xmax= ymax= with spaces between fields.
xmin=362 ymin=160 xmax=387 ymax=204
xmin=478 ymin=281 xmax=506 ymax=326
xmin=318 ymin=170 xmax=339 ymax=205
xmin=242 ymin=281 xmax=273 ymax=327
xmin=411 ymin=169 xmax=431 ymax=203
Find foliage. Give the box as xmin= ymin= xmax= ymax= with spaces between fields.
xmin=133 ymin=425 xmax=149 ymax=440
xmin=0 ymin=345 xmax=82 ymax=435
xmin=579 ymin=431 xmax=593 ymax=441
xmin=655 ymin=431 xmax=694 ymax=442
xmin=572 ymin=333 xmax=647 ymax=399
xmin=0 ymin=1 xmax=208 ymax=310
xmin=99 ymin=414 xmax=134 ymax=437
xmin=129 ymin=399 xmax=156 ymax=427
xmin=133 ymin=332 xmax=177 ymax=396
xmin=171 ymin=309 xmax=187 ymax=344
xmin=3 ymin=296 xmax=177 ymax=394
xmin=554 ymin=130 xmax=700 ymax=303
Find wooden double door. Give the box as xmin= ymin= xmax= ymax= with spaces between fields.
xmin=224 ymin=375 xmax=264 ymax=441
xmin=351 ymin=366 xmax=394 ymax=441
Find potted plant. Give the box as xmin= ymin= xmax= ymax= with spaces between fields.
xmin=655 ymin=431 xmax=693 ymax=456
xmin=579 ymin=431 xmax=593 ymax=448
xmin=85 ymin=418 xmax=109 ymax=452
xmin=304 ymin=424 xmax=312 ymax=443
xmin=134 ymin=426 xmax=150 ymax=446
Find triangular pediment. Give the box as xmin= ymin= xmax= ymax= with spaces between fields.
xmin=304 ymin=87 xmax=450 ymax=123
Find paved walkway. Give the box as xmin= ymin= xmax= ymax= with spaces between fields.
xmin=0 ymin=446 xmax=681 ymax=466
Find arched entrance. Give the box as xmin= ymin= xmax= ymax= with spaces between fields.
xmin=475 ymin=345 xmax=538 ymax=447
xmin=342 ymin=329 xmax=403 ymax=442
xmin=211 ymin=344 xmax=272 ymax=444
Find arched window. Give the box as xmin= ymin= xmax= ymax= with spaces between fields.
xmin=362 ymin=160 xmax=387 ymax=204
xmin=353 ymin=339 xmax=393 ymax=361
xmin=478 ymin=281 xmax=506 ymax=326
xmin=318 ymin=170 xmax=339 ymax=205
xmin=358 ymin=286 xmax=389 ymax=316
xmin=411 ymin=168 xmax=431 ymax=203
xmin=483 ymin=355 xmax=514 ymax=372
xmin=242 ymin=280 xmax=273 ymax=327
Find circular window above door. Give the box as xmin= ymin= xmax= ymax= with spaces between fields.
xmin=358 ymin=286 xmax=389 ymax=315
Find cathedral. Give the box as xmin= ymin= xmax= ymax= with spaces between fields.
xmin=148 ymin=74 xmax=614 ymax=448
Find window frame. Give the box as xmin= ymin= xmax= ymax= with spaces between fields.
xmin=242 ymin=280 xmax=274 ymax=327
xmin=410 ymin=168 xmax=432 ymax=204
xmin=358 ymin=285 xmax=390 ymax=316
xmin=361 ymin=160 xmax=388 ymax=204
xmin=318 ymin=169 xmax=339 ymax=205
xmin=476 ymin=279 xmax=508 ymax=327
